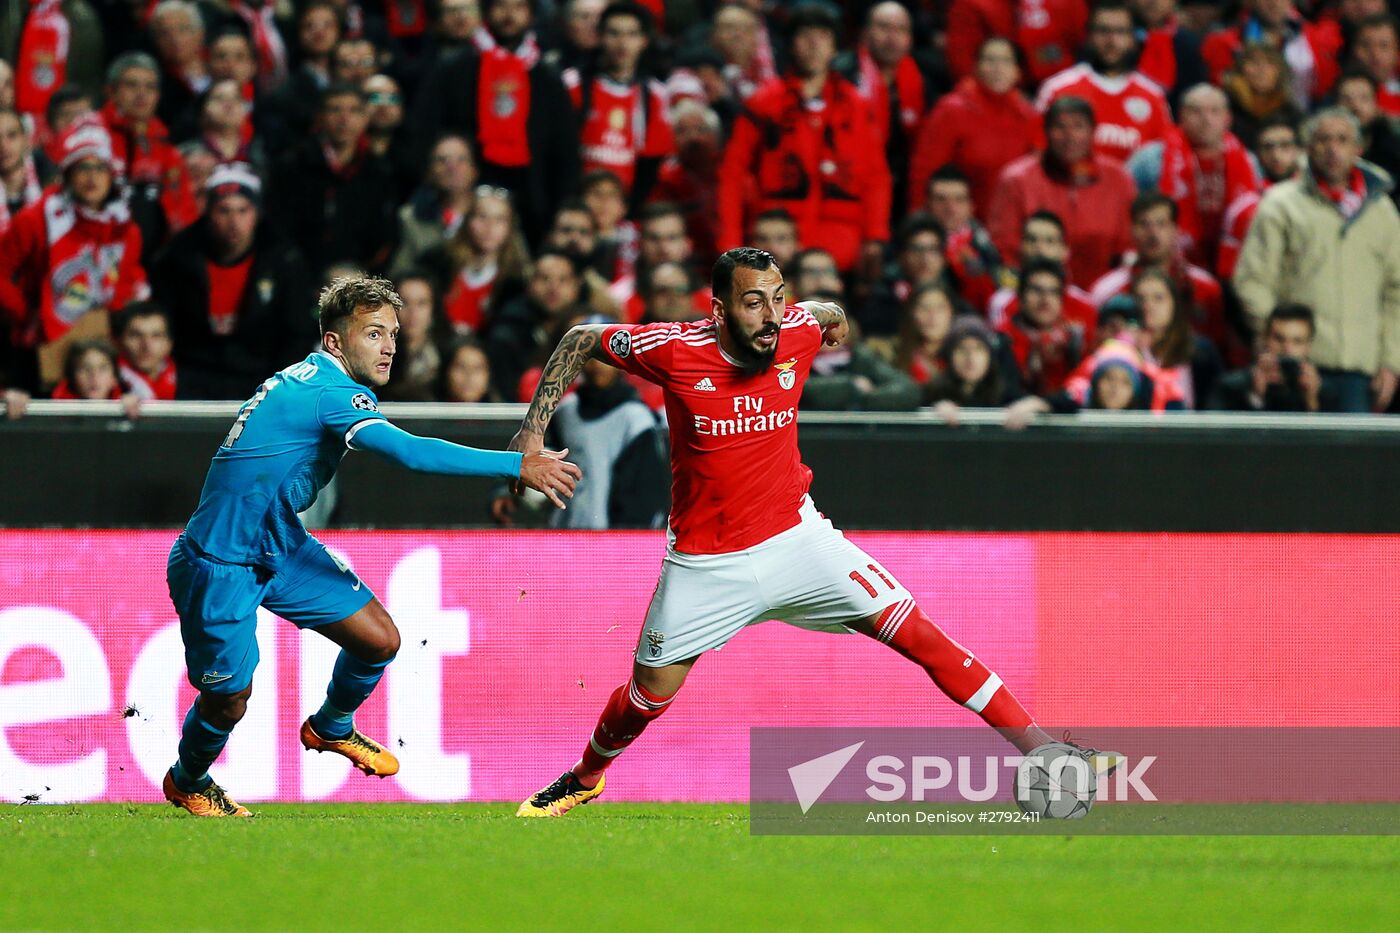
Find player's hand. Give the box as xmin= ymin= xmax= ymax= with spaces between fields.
xmin=490 ymin=494 xmax=519 ymax=526
xmin=815 ymin=308 xmax=849 ymax=347
xmin=507 ymin=429 xmax=545 ymax=495
xmin=519 ymin=447 xmax=582 ymax=510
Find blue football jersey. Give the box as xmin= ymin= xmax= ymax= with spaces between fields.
xmin=183 ymin=352 xmax=387 ymax=570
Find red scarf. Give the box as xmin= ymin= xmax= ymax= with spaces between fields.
xmin=1137 ymin=20 xmax=1177 ymax=93
xmin=322 ymin=136 xmax=370 ymax=178
xmin=473 ymin=29 xmax=538 ymax=168
xmin=36 ymin=189 xmax=146 ymax=342
xmin=0 ymin=155 xmax=44 ymax=234
xmin=1016 ymin=0 xmax=1072 ymax=83
xmin=1005 ymin=314 xmax=1084 ymax=396
xmin=119 ymin=355 xmax=177 ymax=401
xmin=15 ymin=0 xmax=69 ymax=121
xmin=854 ymin=47 xmax=925 ymax=140
xmin=230 ymin=1 xmax=289 ymax=92
xmin=386 ymin=0 xmax=428 ymax=38
xmin=1159 ymin=129 xmax=1260 ymax=252
xmin=1316 ymin=167 xmax=1368 ymax=220
xmin=51 ymin=379 xmax=123 ymax=400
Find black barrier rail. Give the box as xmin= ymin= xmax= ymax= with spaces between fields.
xmin=4 ymin=403 xmax=1400 ymax=531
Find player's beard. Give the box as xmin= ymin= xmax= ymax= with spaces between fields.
xmin=724 ymin=315 xmax=780 ymax=373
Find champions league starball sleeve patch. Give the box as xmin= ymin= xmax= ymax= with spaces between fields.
xmin=351 ymin=393 xmax=379 ymax=412
xmin=609 ymin=329 xmax=632 ymax=359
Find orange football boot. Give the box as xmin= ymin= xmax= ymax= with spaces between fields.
xmin=162 ymin=770 xmax=253 ymax=818
xmin=300 ymin=718 xmax=400 ymax=777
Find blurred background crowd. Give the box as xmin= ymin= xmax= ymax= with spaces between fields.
xmin=3 ymin=0 xmax=1399 ymax=424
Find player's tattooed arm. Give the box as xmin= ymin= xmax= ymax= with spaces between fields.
xmin=796 ymin=300 xmax=850 ymax=347
xmin=512 ymin=324 xmax=611 ymax=443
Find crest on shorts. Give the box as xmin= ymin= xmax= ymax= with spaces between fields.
xmin=610 ymin=329 xmax=632 ymax=358
xmin=1124 ymin=97 xmax=1151 ymax=123
xmin=645 ymin=628 xmax=666 ymax=659
xmin=351 ymin=393 xmax=379 ymax=412
xmin=775 ymin=357 xmax=798 ymax=390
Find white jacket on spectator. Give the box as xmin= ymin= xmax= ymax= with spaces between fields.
xmin=1233 ymin=160 xmax=1400 ymax=376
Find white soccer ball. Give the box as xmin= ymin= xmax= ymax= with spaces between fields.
xmin=1013 ymin=742 xmax=1097 ymax=820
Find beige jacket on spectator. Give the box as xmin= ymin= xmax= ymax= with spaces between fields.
xmin=1233 ymin=160 xmax=1400 ymax=375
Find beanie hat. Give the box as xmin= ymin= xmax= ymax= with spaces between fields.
xmin=58 ymin=115 xmax=114 ymax=171
xmin=206 ymin=161 xmax=262 ymax=209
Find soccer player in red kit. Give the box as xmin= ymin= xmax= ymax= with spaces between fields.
xmin=511 ymin=247 xmax=1112 ymax=817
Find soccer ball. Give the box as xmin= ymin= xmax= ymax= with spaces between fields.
xmin=1013 ymin=742 xmax=1097 ymax=820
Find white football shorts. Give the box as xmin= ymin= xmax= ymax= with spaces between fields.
xmin=635 ymin=496 xmax=914 ymax=666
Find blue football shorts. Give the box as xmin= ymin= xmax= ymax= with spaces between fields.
xmin=166 ymin=533 xmax=374 ymax=694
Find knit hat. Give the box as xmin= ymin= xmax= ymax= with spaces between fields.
xmin=206 ymin=161 xmax=262 ymax=208
xmin=1098 ymin=292 xmax=1143 ymax=328
xmin=58 ymin=115 xmax=114 ymax=171
xmin=938 ymin=314 xmax=996 ymax=364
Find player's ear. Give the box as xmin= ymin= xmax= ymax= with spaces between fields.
xmin=322 ymin=328 xmax=340 ymax=355
xmin=710 ymin=295 xmax=725 ymax=323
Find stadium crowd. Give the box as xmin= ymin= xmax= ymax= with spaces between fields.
xmin=3 ymin=0 xmax=1400 ymax=421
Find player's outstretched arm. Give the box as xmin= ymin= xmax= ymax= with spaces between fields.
xmin=796 ymin=300 xmax=850 ymax=347
xmin=352 ymin=420 xmax=581 ymax=508
xmin=509 ymin=323 xmax=612 ymax=455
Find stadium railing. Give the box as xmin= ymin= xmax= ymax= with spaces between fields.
xmin=7 ymin=403 xmax=1400 ymax=531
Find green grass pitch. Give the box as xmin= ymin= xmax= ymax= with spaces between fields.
xmin=3 ymin=803 xmax=1398 ymax=931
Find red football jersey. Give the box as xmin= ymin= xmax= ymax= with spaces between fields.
xmin=1035 ymin=64 xmax=1172 ymax=164
xmin=599 ymin=306 xmax=822 ymax=555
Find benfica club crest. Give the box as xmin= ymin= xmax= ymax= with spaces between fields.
xmin=645 ymin=628 xmax=666 ymax=659
xmin=31 ymin=53 xmax=57 ymax=91
xmin=775 ymin=357 xmax=798 ymax=390
xmin=492 ymin=79 xmax=519 ymax=117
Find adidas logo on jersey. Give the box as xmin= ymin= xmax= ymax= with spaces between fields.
xmin=694 ymin=377 xmax=717 ymax=392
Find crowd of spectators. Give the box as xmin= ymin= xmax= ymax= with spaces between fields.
xmin=3 ymin=0 xmax=1400 ymax=424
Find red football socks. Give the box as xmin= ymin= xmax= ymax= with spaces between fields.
xmin=572 ymin=678 xmax=676 ymax=787
xmin=874 ymin=600 xmax=1052 ymax=754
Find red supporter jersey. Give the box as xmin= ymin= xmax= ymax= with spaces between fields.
xmin=1216 ymin=190 xmax=1262 ymax=282
xmin=443 ymin=265 xmax=497 ymax=333
xmin=599 ymin=306 xmax=823 ymax=555
xmin=564 ymin=72 xmax=673 ymax=192
xmin=1035 ymin=64 xmax=1172 ymax=164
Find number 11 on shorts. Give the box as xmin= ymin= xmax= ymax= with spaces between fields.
xmin=850 ymin=564 xmax=896 ymax=598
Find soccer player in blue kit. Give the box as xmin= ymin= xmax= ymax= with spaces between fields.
xmin=163 ymin=276 xmax=580 ymax=817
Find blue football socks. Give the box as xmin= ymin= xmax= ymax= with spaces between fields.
xmin=309 ymin=649 xmax=393 ymax=739
xmin=171 ymin=701 xmax=230 ymax=792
